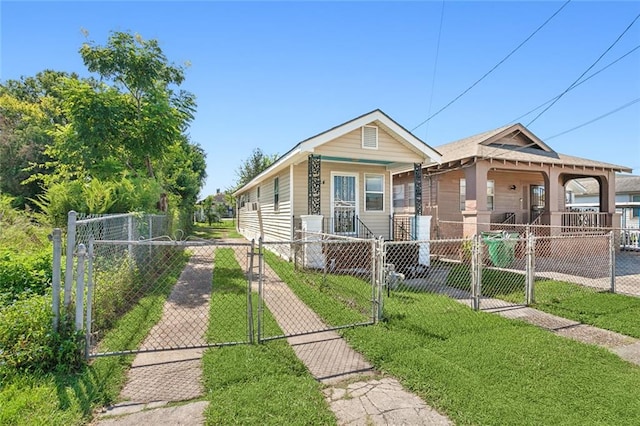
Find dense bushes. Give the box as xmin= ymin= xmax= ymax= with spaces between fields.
xmin=0 ymin=250 xmax=52 ymax=306
xmin=0 ymin=295 xmax=83 ymax=378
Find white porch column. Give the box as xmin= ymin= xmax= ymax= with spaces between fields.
xmin=301 ymin=214 xmax=325 ymax=269
xmin=416 ymin=215 xmax=431 ymax=266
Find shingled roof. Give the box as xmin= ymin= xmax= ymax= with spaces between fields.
xmin=574 ymin=174 xmax=640 ymax=195
xmin=429 ymin=123 xmax=632 ymax=173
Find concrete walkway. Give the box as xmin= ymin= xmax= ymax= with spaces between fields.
xmin=257 ymin=260 xmax=452 ymax=425
xmin=96 ymin=247 xmax=214 ymax=425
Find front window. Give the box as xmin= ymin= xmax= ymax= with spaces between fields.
xmin=633 ymin=194 xmax=640 ymax=217
xmin=460 ymin=178 xmax=494 ymax=211
xmin=273 ymin=177 xmax=279 ymax=211
xmin=365 ymin=174 xmax=384 ymax=211
xmin=487 ymin=180 xmax=495 ymax=211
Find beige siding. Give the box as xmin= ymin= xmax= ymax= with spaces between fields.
xmin=316 ymin=126 xmax=424 ymax=164
xmin=236 ymin=171 xmax=292 ymax=244
xmin=292 ymin=161 xmax=308 ymax=218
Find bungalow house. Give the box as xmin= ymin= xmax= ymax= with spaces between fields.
xmin=233 ymin=109 xmax=442 ymax=254
xmin=392 ymin=123 xmax=632 ymax=238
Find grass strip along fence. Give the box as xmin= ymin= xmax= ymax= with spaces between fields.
xmin=203 ymin=248 xmax=335 ymax=425
xmin=445 ymin=262 xmax=640 ymax=339
xmin=0 ymin=249 xmax=189 ymax=426
xmin=264 ymin=252 xmax=640 ymax=425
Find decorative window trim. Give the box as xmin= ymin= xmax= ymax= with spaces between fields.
xmin=365 ymin=173 xmax=385 ymax=212
xmin=362 ymin=125 xmax=378 ymax=150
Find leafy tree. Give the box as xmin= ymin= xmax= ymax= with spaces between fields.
xmin=231 ymin=148 xmax=278 ymax=192
xmin=0 ymin=71 xmax=73 ymax=207
xmin=78 ymin=31 xmax=196 ymax=178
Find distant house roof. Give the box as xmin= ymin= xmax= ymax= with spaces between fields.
xmin=233 ymin=109 xmax=442 ymax=196
xmin=573 ymin=174 xmax=640 ymax=196
xmin=428 ymin=123 xmax=632 ymax=174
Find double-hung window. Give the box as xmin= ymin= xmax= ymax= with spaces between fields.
xmin=365 ymin=174 xmax=384 ymax=211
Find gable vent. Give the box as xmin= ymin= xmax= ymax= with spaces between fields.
xmin=362 ymin=126 xmax=378 ymax=149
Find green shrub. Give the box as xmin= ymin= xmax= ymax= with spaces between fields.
xmin=0 ymin=250 xmax=53 ymax=306
xmin=0 ymin=295 xmax=83 ymax=378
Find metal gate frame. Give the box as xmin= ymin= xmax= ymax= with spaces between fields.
xmin=83 ymin=238 xmax=256 ymax=358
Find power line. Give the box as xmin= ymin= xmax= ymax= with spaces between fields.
xmin=509 ymin=44 xmax=640 ymax=124
xmin=526 ymin=12 xmax=640 ymax=127
xmin=544 ymin=98 xmax=640 ymax=140
xmin=411 ymin=0 xmax=572 ymax=132
xmin=423 ymin=0 xmax=446 ymax=140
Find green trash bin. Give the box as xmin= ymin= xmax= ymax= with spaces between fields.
xmin=482 ymin=231 xmax=519 ymax=268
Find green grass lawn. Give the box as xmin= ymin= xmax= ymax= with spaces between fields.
xmin=202 ymin=248 xmax=335 ymax=425
xmin=445 ymin=262 xmax=640 ymax=339
xmin=265 ymin=252 xmax=640 ymax=425
xmin=193 ymin=219 xmax=242 ymax=240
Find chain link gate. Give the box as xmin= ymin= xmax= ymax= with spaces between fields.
xmin=257 ymin=237 xmax=381 ymax=342
xmin=85 ymin=238 xmax=256 ymax=357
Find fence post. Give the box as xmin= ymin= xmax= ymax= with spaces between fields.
xmin=75 ymin=244 xmax=86 ymax=331
xmin=526 ymin=232 xmax=535 ymax=305
xmin=64 ymin=210 xmax=77 ymax=308
xmin=257 ymin=238 xmax=263 ymax=344
xmin=247 ymin=239 xmax=255 ymax=344
xmin=471 ymin=235 xmax=480 ymax=311
xmin=609 ymin=231 xmax=616 ymax=293
xmin=51 ymin=228 xmax=62 ymax=332
xmin=85 ymin=239 xmax=94 ymax=359
xmin=377 ymin=237 xmax=386 ymax=322
xmin=127 ymin=215 xmax=133 ymax=261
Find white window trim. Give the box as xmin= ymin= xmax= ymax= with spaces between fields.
xmin=361 ymin=125 xmax=378 ymax=150
xmin=364 ymin=173 xmax=385 ymax=213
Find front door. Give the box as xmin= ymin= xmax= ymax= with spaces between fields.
xmin=332 ymin=174 xmax=357 ymax=234
xmin=530 ymin=184 xmax=545 ymax=222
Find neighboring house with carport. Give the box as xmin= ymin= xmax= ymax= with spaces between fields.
xmin=392 ymin=123 xmax=632 ymax=238
xmin=233 ymin=109 xmax=442 ymax=257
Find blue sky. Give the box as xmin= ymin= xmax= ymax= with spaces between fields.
xmin=2 ymin=1 xmax=639 ymax=198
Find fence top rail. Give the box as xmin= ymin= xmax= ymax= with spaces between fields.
xmin=74 ymin=212 xmax=168 ymax=224
xmin=92 ymin=238 xmax=252 ymax=247
xmin=290 ymin=231 xmax=376 ymax=242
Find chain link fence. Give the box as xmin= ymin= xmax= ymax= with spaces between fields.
xmin=86 ymin=239 xmax=255 ymax=357
xmin=259 ymin=235 xmax=378 ymax=342
xmin=381 ymin=231 xmax=638 ymax=318
xmin=50 ymin=215 xmax=638 ymax=359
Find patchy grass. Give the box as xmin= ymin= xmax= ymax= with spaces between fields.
xmin=203 ymin=248 xmax=335 ymax=425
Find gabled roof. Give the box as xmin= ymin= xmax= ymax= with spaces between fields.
xmin=233 ymin=109 xmax=442 ymax=195
xmin=574 ymin=174 xmax=640 ymax=195
xmin=429 ymin=123 xmax=632 ymax=173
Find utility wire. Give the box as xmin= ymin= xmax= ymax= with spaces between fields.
xmin=509 ymin=44 xmax=640 ymax=124
xmin=526 ymin=12 xmax=640 ymax=127
xmin=423 ymin=0 xmax=446 ymax=140
xmin=412 ymin=0 xmax=572 ymax=132
xmin=545 ymin=98 xmax=640 ymax=140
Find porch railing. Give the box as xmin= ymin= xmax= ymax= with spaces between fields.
xmin=293 ymin=215 xmax=376 ymax=238
xmin=391 ymin=215 xmax=414 ymax=241
xmin=562 ymin=211 xmax=609 ymax=232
